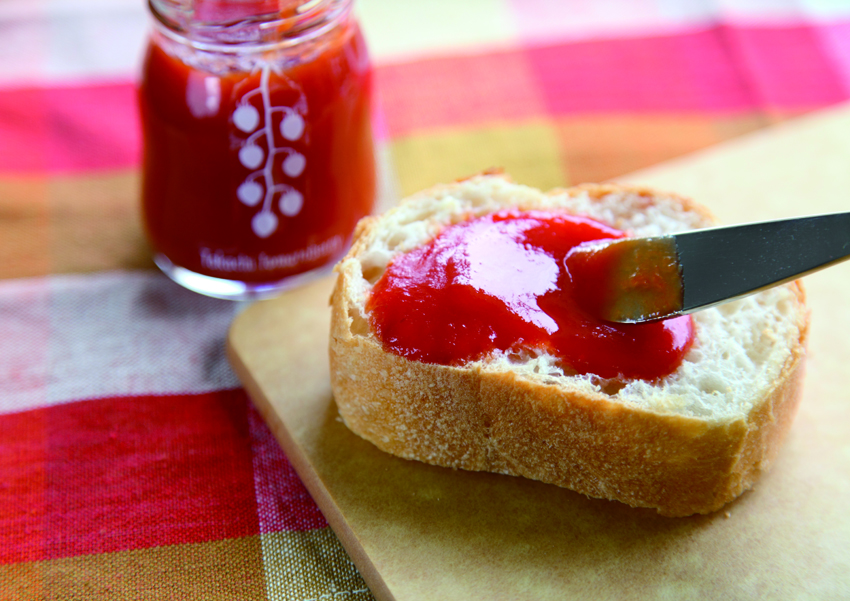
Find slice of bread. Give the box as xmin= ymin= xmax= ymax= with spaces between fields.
xmin=329 ymin=173 xmax=808 ymax=517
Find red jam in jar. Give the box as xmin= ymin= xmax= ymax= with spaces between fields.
xmin=140 ymin=0 xmax=375 ymax=299
xmin=367 ymin=211 xmax=695 ymax=380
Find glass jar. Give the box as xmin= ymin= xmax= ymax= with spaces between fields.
xmin=139 ymin=0 xmax=375 ymax=300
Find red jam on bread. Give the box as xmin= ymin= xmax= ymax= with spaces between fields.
xmin=366 ymin=211 xmax=694 ymax=380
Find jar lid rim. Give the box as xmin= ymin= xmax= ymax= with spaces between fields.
xmin=149 ymin=0 xmax=352 ymax=50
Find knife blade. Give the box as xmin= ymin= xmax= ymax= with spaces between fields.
xmin=564 ymin=211 xmax=850 ymax=323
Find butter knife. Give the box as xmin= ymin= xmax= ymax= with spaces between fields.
xmin=565 ymin=211 xmax=850 ymax=323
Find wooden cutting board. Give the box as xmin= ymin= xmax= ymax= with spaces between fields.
xmin=227 ymin=104 xmax=850 ymax=600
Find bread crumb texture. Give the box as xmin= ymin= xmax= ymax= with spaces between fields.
xmin=330 ymin=173 xmax=809 ymax=516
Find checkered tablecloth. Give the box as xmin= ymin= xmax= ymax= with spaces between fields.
xmin=2 ymin=0 xmax=850 ymax=598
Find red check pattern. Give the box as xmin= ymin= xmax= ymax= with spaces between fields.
xmin=1 ymin=2 xmax=850 ymax=598
xmin=0 ymin=83 xmax=140 ymax=173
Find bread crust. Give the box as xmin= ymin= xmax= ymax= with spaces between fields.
xmin=329 ymin=176 xmax=808 ymax=517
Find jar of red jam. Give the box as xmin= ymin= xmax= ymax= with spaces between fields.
xmin=140 ymin=0 xmax=375 ymax=299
